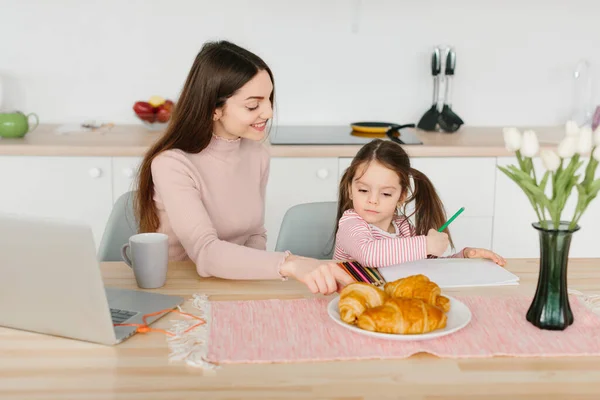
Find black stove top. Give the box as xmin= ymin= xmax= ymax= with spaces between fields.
xmin=268 ymin=126 xmax=423 ymax=146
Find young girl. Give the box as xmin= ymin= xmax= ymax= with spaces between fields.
xmin=334 ymin=139 xmax=506 ymax=268
xmin=135 ymin=40 xmax=353 ymax=295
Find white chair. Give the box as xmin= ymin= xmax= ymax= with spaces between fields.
xmin=97 ymin=191 xmax=138 ymax=261
xmin=274 ymin=201 xmax=338 ymax=259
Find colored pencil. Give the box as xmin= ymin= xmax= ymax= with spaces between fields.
xmin=438 ymin=207 xmax=465 ymax=232
xmin=369 ymin=266 xmax=386 ymax=284
xmin=347 ymin=261 xmax=374 ymax=283
xmin=338 ymin=261 xmax=386 ymax=286
xmin=346 ymin=261 xmax=371 ymax=283
xmin=338 ymin=262 xmax=361 ymax=282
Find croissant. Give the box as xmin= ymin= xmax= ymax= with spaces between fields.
xmin=356 ymin=297 xmax=447 ymax=334
xmin=384 ymin=274 xmax=451 ymax=313
xmin=338 ymin=282 xmax=387 ymax=324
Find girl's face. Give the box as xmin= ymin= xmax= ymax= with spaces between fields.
xmin=349 ymin=161 xmax=404 ymax=231
xmin=213 ymin=69 xmax=273 ymax=141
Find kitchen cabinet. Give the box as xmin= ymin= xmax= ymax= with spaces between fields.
xmin=0 ymin=156 xmax=113 ymax=248
xmin=265 ymin=158 xmax=339 ymax=251
xmin=493 ymin=157 xmax=600 ymax=258
xmin=112 ymin=157 xmax=143 ymax=202
xmin=0 ymin=152 xmax=596 ymax=259
xmin=410 ymin=157 xmax=496 ymax=218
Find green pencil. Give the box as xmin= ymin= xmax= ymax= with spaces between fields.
xmin=438 ymin=207 xmax=465 ymax=232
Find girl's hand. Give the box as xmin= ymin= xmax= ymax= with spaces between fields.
xmin=426 ymin=229 xmax=450 ymax=257
xmin=463 ymin=247 xmax=506 ymax=266
xmin=280 ymin=255 xmax=355 ymax=295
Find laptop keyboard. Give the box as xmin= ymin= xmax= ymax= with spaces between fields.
xmin=110 ymin=308 xmax=137 ymax=324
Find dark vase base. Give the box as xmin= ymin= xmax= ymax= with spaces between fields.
xmin=526 ymin=221 xmax=580 ymax=331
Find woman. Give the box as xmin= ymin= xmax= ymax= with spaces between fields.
xmin=135 ymin=40 xmax=353 ymax=295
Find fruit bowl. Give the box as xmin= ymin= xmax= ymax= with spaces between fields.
xmin=133 ymin=95 xmax=174 ymax=131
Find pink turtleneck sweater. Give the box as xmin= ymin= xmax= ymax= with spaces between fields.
xmin=150 ymin=135 xmax=288 ymax=280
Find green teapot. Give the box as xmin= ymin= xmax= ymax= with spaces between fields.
xmin=0 ymin=111 xmax=39 ymax=138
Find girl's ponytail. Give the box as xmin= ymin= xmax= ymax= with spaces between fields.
xmin=407 ymin=168 xmax=454 ymax=248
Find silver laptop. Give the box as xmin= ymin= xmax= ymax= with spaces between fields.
xmin=0 ymin=213 xmax=184 ymax=345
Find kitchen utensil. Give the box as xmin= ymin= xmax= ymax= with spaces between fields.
xmin=269 ymin=126 xmax=423 ymax=145
xmin=437 ymin=47 xmax=464 ymax=133
xmin=417 ymin=47 xmax=442 ymax=131
xmin=385 ymin=123 xmax=417 ymax=145
xmin=350 ymin=130 xmax=385 ymax=138
xmin=350 ymin=121 xmax=401 ymax=134
xmin=0 ymin=111 xmax=39 ymax=138
xmin=350 ymin=122 xmax=418 ymax=144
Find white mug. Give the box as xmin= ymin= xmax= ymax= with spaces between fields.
xmin=121 ymin=233 xmax=169 ymax=289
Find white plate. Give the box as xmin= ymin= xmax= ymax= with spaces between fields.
xmin=327 ymin=295 xmax=472 ymax=341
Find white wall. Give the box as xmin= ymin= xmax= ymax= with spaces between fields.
xmin=1 ymin=0 xmax=599 ymax=127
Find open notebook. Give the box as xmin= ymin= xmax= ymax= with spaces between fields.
xmin=378 ymin=258 xmax=520 ymax=288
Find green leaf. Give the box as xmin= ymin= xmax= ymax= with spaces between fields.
xmin=515 ymin=151 xmax=527 ymax=175
xmin=553 ymin=156 xmax=584 ymax=208
xmin=497 ymin=165 xmax=514 ymax=179
xmin=498 ymin=167 xmax=530 ymax=194
xmin=520 ymin=179 xmax=552 ymax=210
xmin=539 ymin=171 xmax=550 ymax=192
xmin=526 ymin=157 xmax=534 ymax=178
xmin=507 ymin=165 xmax=537 ymax=185
xmin=557 ymin=174 xmax=579 ymax=213
xmin=583 ymin=154 xmax=599 ymax=190
xmin=575 ymin=183 xmax=588 ymax=215
xmin=553 ymin=160 xmax=564 ymax=199
xmin=564 ymin=157 xmax=584 ymax=180
xmin=587 ymin=178 xmax=600 ymax=202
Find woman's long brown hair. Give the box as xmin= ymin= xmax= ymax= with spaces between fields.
xmin=135 ymin=40 xmax=274 ymax=233
xmin=335 ymin=139 xmax=453 ymax=247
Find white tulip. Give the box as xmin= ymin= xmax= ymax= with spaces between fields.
xmin=594 ymin=146 xmax=600 ymax=162
xmin=594 ymin=127 xmax=600 ymax=146
xmin=520 ymin=130 xmax=539 ymax=157
xmin=566 ymin=120 xmax=580 ymax=137
xmin=577 ymin=126 xmax=593 ymax=155
xmin=540 ymin=150 xmax=561 ymax=172
xmin=503 ymin=127 xmax=522 ymax=152
xmin=557 ymin=136 xmax=578 ymax=158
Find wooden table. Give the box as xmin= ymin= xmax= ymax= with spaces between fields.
xmin=2 ymin=259 xmax=600 ymax=399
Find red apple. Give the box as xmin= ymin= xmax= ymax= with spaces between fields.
xmin=163 ymin=99 xmax=175 ymax=112
xmin=133 ymin=101 xmax=155 ymax=122
xmin=156 ymin=107 xmax=170 ymax=123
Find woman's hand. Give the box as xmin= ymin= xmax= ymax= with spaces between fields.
xmin=280 ymin=255 xmax=355 ymax=295
xmin=463 ymin=247 xmax=506 ymax=266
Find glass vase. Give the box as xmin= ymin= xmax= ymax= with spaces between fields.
xmin=526 ymin=221 xmax=580 ymax=330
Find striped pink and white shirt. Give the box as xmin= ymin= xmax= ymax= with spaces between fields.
xmin=334 ymin=209 xmax=464 ymax=268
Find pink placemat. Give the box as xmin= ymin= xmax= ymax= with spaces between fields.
xmin=203 ymin=295 xmax=600 ymax=364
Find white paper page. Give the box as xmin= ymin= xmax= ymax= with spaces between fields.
xmin=378 ymin=258 xmax=520 ymax=288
